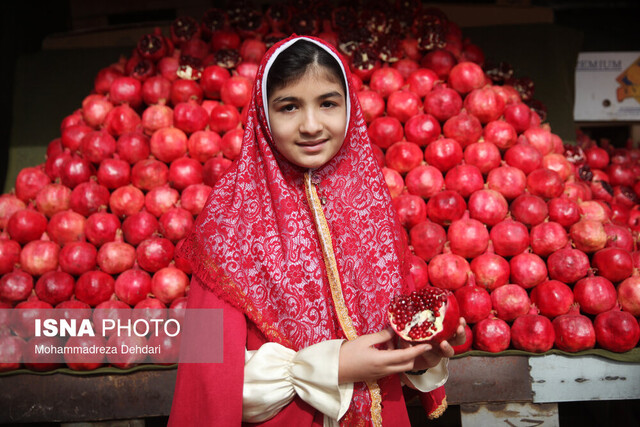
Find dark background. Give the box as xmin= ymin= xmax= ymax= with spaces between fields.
xmin=2 ymin=0 xmax=639 ymax=192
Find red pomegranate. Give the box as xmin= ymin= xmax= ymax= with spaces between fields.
xmin=0 ymin=269 xmax=33 ymax=302
xmin=510 ymin=194 xmax=549 ymax=228
xmin=617 ymin=273 xmax=640 ymax=316
xmin=546 ymin=245 xmax=590 ymax=284
xmin=448 ymin=62 xmax=485 ymax=94
xmin=370 ymin=67 xmax=404 ymax=98
xmin=405 ymin=165 xmax=444 ymax=199
xmin=526 ymin=168 xmax=564 ymax=200
xmin=472 ymin=314 xmax=511 ymax=352
xmin=109 ymin=185 xmax=146 ymax=219
xmin=0 ymin=237 xmax=21 ymax=276
xmin=368 ymin=116 xmax=404 ymax=150
xmin=173 ymin=101 xmax=209 ymax=134
xmin=443 ymin=164 xmax=484 ymax=199
xmin=96 ymin=158 xmax=131 ymax=190
xmin=382 ymin=168 xmax=404 ymax=198
xmin=529 ymin=221 xmax=568 ymax=257
xmin=136 ymin=237 xmax=175 ymax=273
xmin=424 ymin=138 xmax=463 ymax=173
xmin=463 ymin=141 xmax=501 ymax=175
xmin=453 ymin=273 xmax=492 ymax=324
xmin=470 ymin=242 xmax=510 ymax=292
xmin=159 ymin=207 xmax=195 ymax=243
xmin=357 ymin=90 xmax=385 ymax=123
xmin=122 ymin=210 xmax=159 ymax=246
xmin=46 ymin=210 xmax=86 ymax=246
xmin=509 ymin=251 xmax=548 ymax=290
xmin=385 ymin=141 xmax=424 ymax=174
xmin=7 ymin=208 xmax=48 ymax=244
xmin=490 ymin=284 xmax=531 ymax=322
xmin=59 ymin=241 xmax=97 ymax=276
xmin=464 ymin=86 xmax=505 ymax=124
xmin=573 ymin=272 xmax=617 ymax=316
xmin=423 ymin=85 xmax=462 ymax=122
xmin=407 ymin=68 xmax=438 ymax=97
xmin=0 ymin=194 xmax=27 ymax=230
xmin=447 ymin=211 xmax=489 ymax=259
xmin=553 ymin=304 xmax=596 ymax=352
xmin=142 ymin=104 xmax=174 ymax=135
xmin=387 ymin=286 xmax=460 ymax=343
xmin=406 ymin=254 xmax=429 ymax=290
xmin=151 ymin=266 xmax=189 ymax=304
xmin=409 ymin=221 xmax=446 ymax=262
xmin=69 ymin=180 xmax=110 ymax=217
xmin=486 ymin=165 xmax=527 ymax=201
xmin=19 ymin=237 xmax=60 ymax=277
xmin=483 ymin=120 xmax=517 ymax=151
xmin=35 ymin=270 xmax=75 ymax=305
xmin=180 ymin=184 xmax=213 ymax=216
xmin=187 ymin=130 xmax=222 ymax=163
xmin=80 ymin=130 xmax=117 ymax=164
xmin=74 ymin=270 xmax=115 ymax=307
xmin=116 ymin=132 xmax=150 ymax=164
xmin=442 ymin=111 xmax=482 ymax=149
xmin=386 ymin=90 xmax=421 ymax=123
xmin=530 ymin=280 xmax=574 ymax=319
xmin=510 ymin=305 xmax=555 ymax=353
xmin=115 ymin=267 xmax=153 ymax=306
xmin=404 ymin=114 xmax=441 ymax=147
xmin=489 ymin=219 xmax=529 ymax=257
xmin=85 ymin=212 xmax=120 ymax=247
xmin=570 ymin=219 xmax=607 ymax=254
xmin=96 ymin=233 xmax=136 ymax=275
xmin=594 ymin=307 xmax=640 ymax=352
xmin=203 ymin=157 xmax=233 ymax=186
xmin=426 ymin=190 xmax=466 ymax=226
xmin=467 ymin=189 xmax=508 ymax=227
xmin=149 ymin=127 xmax=188 ymax=163
xmin=428 ymin=247 xmax=471 ymax=291
xmin=547 ymin=197 xmax=580 ymax=229
xmin=592 ymin=247 xmax=633 ymax=283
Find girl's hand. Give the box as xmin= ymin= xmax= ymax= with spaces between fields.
xmin=338 ymin=318 xmax=467 ymax=384
xmin=338 ymin=328 xmax=430 ymax=384
xmin=398 ymin=317 xmax=467 ymax=371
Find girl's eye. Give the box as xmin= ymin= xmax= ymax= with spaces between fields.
xmin=321 ymin=101 xmax=337 ymax=108
xmin=279 ymin=104 xmax=297 ymax=112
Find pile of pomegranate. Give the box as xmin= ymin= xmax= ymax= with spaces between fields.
xmin=1 ymin=2 xmax=639 ymax=371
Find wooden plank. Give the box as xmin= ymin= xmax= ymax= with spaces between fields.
xmin=0 ymin=370 xmax=177 ymax=423
xmin=529 ymin=355 xmax=640 ymax=403
xmin=461 ymin=402 xmax=559 ymax=427
xmin=447 ymin=356 xmax=532 ymax=404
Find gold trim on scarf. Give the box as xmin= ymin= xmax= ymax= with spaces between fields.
xmin=304 ymin=172 xmax=383 ymax=427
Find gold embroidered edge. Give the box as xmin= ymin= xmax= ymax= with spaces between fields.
xmin=304 ymin=172 xmax=383 ymax=427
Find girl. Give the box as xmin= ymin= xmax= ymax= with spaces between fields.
xmin=169 ymin=35 xmax=465 ymax=426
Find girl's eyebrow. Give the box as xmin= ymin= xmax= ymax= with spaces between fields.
xmin=271 ymin=91 xmax=344 ymax=104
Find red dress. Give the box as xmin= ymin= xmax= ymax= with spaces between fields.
xmin=169 ymin=35 xmax=448 ymax=426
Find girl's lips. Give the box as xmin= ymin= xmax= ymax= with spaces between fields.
xmin=297 ymin=139 xmax=326 ymax=147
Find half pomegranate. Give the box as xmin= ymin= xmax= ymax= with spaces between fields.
xmin=387 ymin=286 xmax=459 ymax=343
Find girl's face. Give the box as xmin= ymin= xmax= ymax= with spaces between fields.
xmin=267 ymin=65 xmax=347 ymax=169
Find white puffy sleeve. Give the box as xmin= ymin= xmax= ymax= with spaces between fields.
xmin=242 ymin=339 xmax=354 ymax=423
xmin=401 ymin=358 xmax=449 ymax=392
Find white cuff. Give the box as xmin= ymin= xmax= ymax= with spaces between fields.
xmin=402 ymin=358 xmax=449 ymax=392
xmin=242 ymin=340 xmax=354 ymax=423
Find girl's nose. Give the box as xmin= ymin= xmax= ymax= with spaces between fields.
xmin=300 ymin=109 xmax=323 ymax=134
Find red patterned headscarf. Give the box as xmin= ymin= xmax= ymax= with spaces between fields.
xmin=181 ymin=34 xmax=413 ymax=425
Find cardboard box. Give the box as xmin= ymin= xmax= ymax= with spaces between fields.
xmin=574 ymin=51 xmax=640 ymax=122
